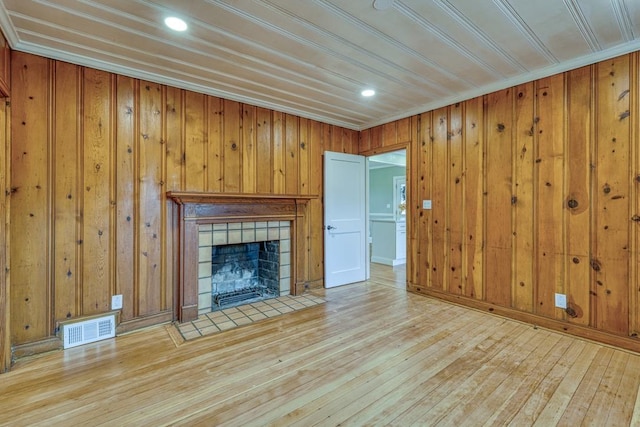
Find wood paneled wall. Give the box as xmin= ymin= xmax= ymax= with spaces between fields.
xmin=362 ymin=52 xmax=640 ymax=350
xmin=0 ymin=29 xmax=10 ymax=372
xmin=9 ymin=51 xmax=357 ymax=347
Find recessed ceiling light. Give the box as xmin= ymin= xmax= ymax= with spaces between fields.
xmin=361 ymin=89 xmax=376 ymax=97
xmin=165 ymin=17 xmax=188 ymax=32
xmin=373 ymin=0 xmax=394 ymax=11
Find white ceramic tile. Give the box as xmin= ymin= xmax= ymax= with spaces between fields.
xmin=280 ymin=239 xmax=290 ymax=252
xmin=199 ymin=231 xmax=212 ymax=247
xmin=199 ymin=224 xmax=212 ymax=232
xmin=255 ymin=228 xmax=268 ymax=241
xmin=228 ymin=222 xmax=242 ymax=230
xmin=199 ymin=277 xmax=212 ymax=294
xmin=268 ymin=221 xmax=280 ymax=227
xmin=242 ymin=229 xmax=255 ymax=242
xmin=280 ymin=227 xmax=290 ymax=239
xmin=199 ymin=246 xmax=212 ymax=262
xmin=198 ymin=262 xmax=211 ymax=278
xmin=213 ymin=223 xmax=227 ymax=231
xmin=228 ymin=229 xmax=242 ymax=244
xmin=255 ymin=221 xmax=267 ymax=229
xmin=198 ymin=292 xmax=212 ymax=310
xmin=280 ymin=252 xmax=291 ymax=266
xmin=280 ymin=277 xmax=291 ymax=294
xmin=268 ymin=227 xmax=280 ymax=240
xmin=242 ymin=222 xmax=256 ymax=230
xmin=213 ymin=231 xmax=227 ymax=245
xmin=280 ymin=264 xmax=290 ymax=279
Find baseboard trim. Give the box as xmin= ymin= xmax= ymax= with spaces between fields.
xmin=12 ymin=337 xmax=62 ymax=361
xmin=117 ymin=311 xmax=174 ymax=334
xmin=408 ymin=283 xmax=640 ymax=354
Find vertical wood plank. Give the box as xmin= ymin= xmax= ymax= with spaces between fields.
xmin=285 ymin=114 xmax=299 ymax=195
xmin=308 ymin=120 xmax=324 ymax=284
xmin=448 ymin=104 xmax=463 ymax=294
xmin=566 ymin=66 xmax=593 ymax=326
xmin=207 ymin=96 xmax=223 ymax=193
xmin=137 ymin=81 xmax=163 ymax=316
xmin=359 ymin=128 xmax=371 ymax=152
xmin=299 ymin=118 xmax=310 ymax=195
xmin=464 ymin=97 xmax=484 ymax=299
xmin=223 ymin=100 xmax=241 ymax=193
xmin=81 ymin=68 xmax=112 ymax=315
xmin=256 ymin=107 xmax=272 ymax=194
xmin=114 ymin=75 xmax=136 ymax=321
xmin=53 ymin=61 xmax=80 ymax=322
xmin=272 ymin=111 xmax=285 ymax=194
xmin=184 ymin=92 xmax=206 ymax=192
xmin=383 ymin=122 xmax=396 ymax=147
xmin=512 ymin=82 xmax=535 ymax=312
xmin=594 ymin=57 xmax=631 ymax=335
xmin=397 ymin=117 xmax=411 ymax=143
xmin=484 ymin=89 xmax=513 ymax=306
xmin=164 ymin=87 xmax=184 ymax=192
xmin=10 ymin=53 xmax=51 ymax=342
xmin=0 ymin=93 xmax=8 ymax=372
xmin=344 ymin=129 xmax=358 ymax=154
xmin=535 ymin=75 xmax=566 ymax=318
xmin=242 ymin=104 xmax=257 ymax=193
xmin=631 ymin=53 xmax=640 ymax=336
xmin=416 ymin=112 xmax=433 ymax=290
xmin=431 ymin=107 xmax=448 ymax=290
xmin=370 ymin=126 xmax=382 ymax=151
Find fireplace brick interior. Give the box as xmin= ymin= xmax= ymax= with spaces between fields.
xmin=198 ymin=221 xmax=291 ymax=315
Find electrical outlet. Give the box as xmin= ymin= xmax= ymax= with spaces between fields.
xmin=555 ymin=293 xmax=567 ymax=309
xmin=111 ymin=294 xmax=123 ymax=310
xmin=422 ymin=200 xmax=432 ymax=210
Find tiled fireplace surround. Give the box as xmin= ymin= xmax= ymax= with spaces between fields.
xmin=168 ymin=192 xmax=312 ymax=323
xmin=197 ymin=221 xmax=291 ymax=315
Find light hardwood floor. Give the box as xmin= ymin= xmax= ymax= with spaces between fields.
xmin=2 ymin=263 xmax=640 ymax=426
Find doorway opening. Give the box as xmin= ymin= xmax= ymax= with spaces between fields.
xmin=367 ymin=149 xmax=407 ymax=288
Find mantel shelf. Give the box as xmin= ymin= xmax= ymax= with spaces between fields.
xmin=167 ymin=192 xmax=318 ymax=205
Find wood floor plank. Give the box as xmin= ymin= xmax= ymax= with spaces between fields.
xmin=526 ymin=342 xmax=600 ymax=426
xmin=553 ymin=346 xmax=616 ymax=425
xmin=2 ymin=264 xmax=640 ymax=426
xmin=481 ymin=337 xmax=584 ymax=425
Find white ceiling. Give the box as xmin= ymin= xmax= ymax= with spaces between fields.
xmin=0 ymin=1 xmax=639 ymax=130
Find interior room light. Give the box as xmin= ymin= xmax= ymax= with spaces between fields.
xmin=361 ymin=89 xmax=376 ymax=97
xmin=165 ymin=17 xmax=188 ymax=32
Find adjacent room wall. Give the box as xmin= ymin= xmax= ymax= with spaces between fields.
xmin=370 ymin=166 xmax=405 ymax=215
xmin=361 ymin=52 xmax=640 ymax=351
xmin=9 ymin=51 xmax=358 ymax=349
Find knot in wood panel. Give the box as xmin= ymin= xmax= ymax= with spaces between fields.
xmin=565 ymin=306 xmax=578 ymax=318
xmin=497 ymin=123 xmax=506 ymax=132
xmin=590 ymin=259 xmax=602 ymax=272
xmin=567 ymin=199 xmax=578 ymax=209
xmin=631 ymin=214 xmax=640 ymax=222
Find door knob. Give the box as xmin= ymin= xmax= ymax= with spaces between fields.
xmin=326 ymin=225 xmax=336 ymax=230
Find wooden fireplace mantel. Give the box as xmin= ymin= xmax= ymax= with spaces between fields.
xmin=167 ymin=192 xmax=317 ymax=322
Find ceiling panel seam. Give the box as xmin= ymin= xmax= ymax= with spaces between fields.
xmin=394 ymin=0 xmax=508 ymax=78
xmin=434 ymin=0 xmax=527 ymax=73
xmin=492 ymin=0 xmax=558 ymax=64
xmin=563 ymin=0 xmax=601 ymax=52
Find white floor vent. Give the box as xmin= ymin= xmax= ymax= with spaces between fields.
xmin=62 ymin=314 xmax=116 ymax=349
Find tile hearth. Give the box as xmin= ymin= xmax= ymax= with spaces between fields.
xmin=175 ymin=294 xmax=325 ymax=341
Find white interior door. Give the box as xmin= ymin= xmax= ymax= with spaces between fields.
xmin=324 ymin=151 xmax=366 ymax=287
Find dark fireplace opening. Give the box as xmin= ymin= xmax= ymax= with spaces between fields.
xmin=211 ymin=240 xmax=280 ymax=310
